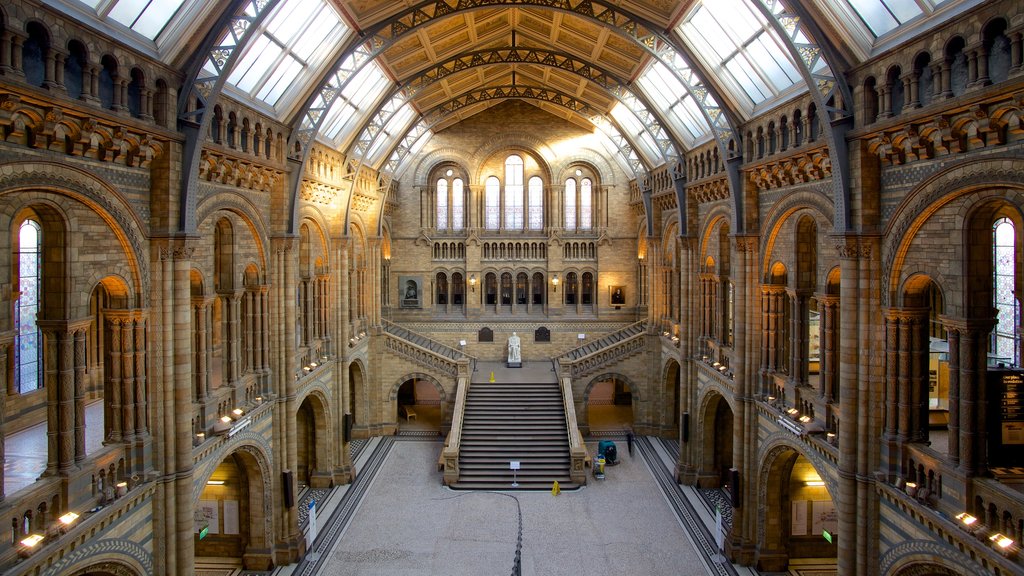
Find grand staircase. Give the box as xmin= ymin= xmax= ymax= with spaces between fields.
xmin=450 ymin=363 xmax=578 ymax=490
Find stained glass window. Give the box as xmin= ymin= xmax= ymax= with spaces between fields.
xmin=580 ymin=178 xmax=593 ymax=231
xmin=528 ymin=176 xmax=544 ymax=231
xmin=504 ymin=155 xmax=524 ymax=230
xmin=564 ymin=178 xmax=577 ymax=230
xmin=17 ymin=220 xmax=41 ymax=394
xmin=485 ymin=176 xmax=500 ymax=230
xmin=436 ymin=178 xmax=448 ymax=230
xmin=452 ymin=179 xmax=464 ymax=231
xmin=994 ymin=218 xmax=1019 ymax=365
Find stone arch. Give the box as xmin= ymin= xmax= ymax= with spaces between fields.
xmin=882 ymin=157 xmax=1024 ymax=308
xmin=881 ymin=540 xmax=988 ymax=576
xmin=550 ymin=152 xmax=617 ymax=185
xmin=296 ymin=388 xmax=333 ymax=488
xmin=48 ymin=539 xmax=152 ymax=576
xmin=755 ymin=438 xmax=838 ymax=571
xmin=0 ymin=162 xmax=149 ymax=307
xmin=469 ymin=135 xmax=556 ymax=185
xmin=412 ymin=147 xmax=475 ymax=185
xmin=662 ymin=358 xmax=682 ymax=435
xmin=347 ymin=358 xmax=368 ymax=434
xmin=194 ymin=195 xmax=271 ymax=274
xmin=759 ymin=197 xmax=832 ymax=281
xmin=695 ymin=388 xmax=735 ymax=487
xmin=388 ymin=372 xmax=449 ymax=404
xmin=579 ymin=372 xmax=640 ymax=430
xmin=192 ymin=434 xmax=275 ymax=561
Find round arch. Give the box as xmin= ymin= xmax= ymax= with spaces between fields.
xmin=296 ymin=389 xmax=333 ymax=488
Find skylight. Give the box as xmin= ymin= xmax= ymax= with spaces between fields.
xmin=635 ymin=60 xmax=711 ymax=143
xmin=319 ymin=61 xmax=393 ymax=147
xmin=677 ymin=0 xmax=802 ymax=107
xmin=220 ymin=0 xmax=347 ymax=110
xmin=364 ymin=103 xmax=418 ymax=166
xmin=78 ymin=0 xmax=186 ymax=40
xmin=608 ymin=103 xmax=662 ymax=167
xmin=844 ymin=0 xmax=956 ymax=37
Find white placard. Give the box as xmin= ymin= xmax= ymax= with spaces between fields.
xmin=199 ymin=500 xmax=219 ymax=535
xmin=812 ymin=501 xmax=837 ymax=536
xmin=509 ymin=461 xmax=521 ymax=470
xmin=222 ymin=500 xmax=240 ymax=535
xmin=791 ymin=500 xmax=808 ymax=536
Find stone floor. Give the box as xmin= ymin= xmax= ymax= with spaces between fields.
xmin=5 ymin=400 xmax=104 ymax=496
xmin=299 ymin=439 xmax=729 ymax=576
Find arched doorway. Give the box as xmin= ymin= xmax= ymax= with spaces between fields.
xmin=663 ymin=360 xmax=681 ymax=438
xmin=699 ymin=393 xmax=733 ymax=488
xmin=194 ymin=448 xmax=273 ymax=571
xmin=297 ymin=394 xmax=331 ymax=488
xmin=394 ymin=377 xmax=443 ymax=433
xmin=348 ymin=361 xmax=364 ymax=439
xmin=586 ymin=376 xmax=634 ymax=434
xmin=759 ymin=447 xmax=837 ymax=572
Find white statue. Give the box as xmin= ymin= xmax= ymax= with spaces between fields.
xmin=507 ymin=332 xmax=521 ymax=364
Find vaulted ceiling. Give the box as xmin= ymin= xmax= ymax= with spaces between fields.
xmin=53 ymin=0 xmax=981 ymax=178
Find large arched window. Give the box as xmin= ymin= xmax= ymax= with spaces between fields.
xmin=16 ymin=219 xmax=42 ymax=393
xmin=528 ymin=176 xmax=544 ymax=230
xmin=994 ymin=217 xmax=1019 ymax=365
xmin=564 ymin=171 xmax=594 ymax=230
xmin=435 ymin=169 xmax=466 ymax=231
xmin=504 ymin=155 xmax=524 ymax=230
xmin=436 ymin=178 xmax=448 ymax=230
xmin=485 ymin=176 xmax=500 ymax=230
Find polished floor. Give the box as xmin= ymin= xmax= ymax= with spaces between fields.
xmin=4 ymin=400 xmax=104 ymax=496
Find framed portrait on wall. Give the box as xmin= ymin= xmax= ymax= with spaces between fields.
xmin=610 ymin=285 xmax=626 ymax=305
xmin=399 ymin=276 xmax=422 ymax=308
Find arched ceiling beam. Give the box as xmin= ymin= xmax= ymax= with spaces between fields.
xmin=175 ymin=0 xmax=283 ymax=233
xmin=351 ymin=84 xmax=648 ymax=236
xmin=285 ymin=1 xmax=749 ymax=233
xmin=750 ymin=0 xmax=855 ymax=231
xmin=345 ymin=47 xmax=685 ymax=178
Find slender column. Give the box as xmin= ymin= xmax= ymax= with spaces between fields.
xmin=10 ymin=35 xmax=25 ymax=76
xmin=260 ymin=287 xmax=270 ymax=374
xmin=940 ymin=59 xmax=953 ymax=98
xmin=193 ymin=300 xmax=208 ymax=402
xmin=74 ymin=327 xmax=87 ymax=463
xmin=57 ymin=327 xmax=75 ymax=474
xmin=108 ymin=318 xmax=123 ymax=442
xmin=821 ymin=296 xmax=838 ymax=402
xmin=0 ymin=31 xmax=12 ymax=74
xmin=133 ymin=314 xmax=148 ymax=438
xmin=944 ymin=324 xmax=961 ymax=467
xmin=906 ymin=72 xmax=920 ymax=108
xmin=883 ymin=313 xmax=899 ymax=442
xmin=897 ymin=315 xmax=912 ymax=442
xmin=121 ymin=319 xmax=136 ymax=439
xmin=0 ymin=338 xmax=9 ymax=500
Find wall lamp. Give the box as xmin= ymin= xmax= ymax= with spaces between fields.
xmin=469 ymin=274 xmax=476 ymax=292
xmin=551 ymin=274 xmax=559 ymax=292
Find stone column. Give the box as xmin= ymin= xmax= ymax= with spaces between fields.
xmin=121 ymin=317 xmax=136 ymax=440
xmin=943 ymin=323 xmax=961 ymax=468
xmin=819 ymin=296 xmax=838 ymax=402
xmin=0 ymin=336 xmax=10 ymax=500
xmin=74 ymin=326 xmax=87 ymax=464
xmin=108 ymin=317 xmax=124 ymax=442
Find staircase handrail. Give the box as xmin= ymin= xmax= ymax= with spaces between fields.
xmin=559 ymin=320 xmax=646 ymax=361
xmin=559 ymin=375 xmax=588 ymax=486
xmin=382 ymin=319 xmax=476 ymax=361
xmin=441 ymin=375 xmax=469 ymax=485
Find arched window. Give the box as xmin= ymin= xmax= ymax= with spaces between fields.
xmin=564 ymin=178 xmax=577 ymax=229
xmin=528 ymin=176 xmax=543 ymax=230
xmin=994 ymin=218 xmax=1019 ymax=365
xmin=565 ymin=172 xmax=594 ymax=230
xmin=17 ymin=219 xmax=42 ymax=393
xmin=504 ymin=155 xmax=524 ymax=230
xmin=580 ymin=178 xmax=593 ymax=230
xmin=436 ymin=178 xmax=448 ymax=230
xmin=452 ymin=178 xmax=464 ymax=231
xmin=485 ymin=176 xmax=500 ymax=230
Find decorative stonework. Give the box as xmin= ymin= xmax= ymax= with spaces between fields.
xmin=879 ymin=540 xmax=987 ymax=576
xmin=383 ymin=335 xmax=460 ymax=377
xmin=747 ymin=148 xmax=832 ymax=191
xmin=45 ymin=539 xmax=152 ymax=576
xmin=688 ymin=176 xmax=730 ymax=204
xmin=0 ymin=162 xmax=151 ymax=299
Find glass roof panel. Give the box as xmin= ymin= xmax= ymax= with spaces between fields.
xmin=609 ymin=102 xmax=662 ymax=166
xmin=677 ymin=0 xmax=803 ymax=108
xmin=94 ymin=0 xmax=186 ymax=40
xmin=318 ymin=61 xmax=393 ymax=147
xmin=365 ymin=103 xmax=418 ymax=165
xmin=221 ymin=0 xmax=348 ymax=112
xmin=635 ymin=60 xmax=711 ymax=143
xmin=845 ymin=0 xmax=923 ymax=36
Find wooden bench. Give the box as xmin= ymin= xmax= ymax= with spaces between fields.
xmin=402 ymin=405 xmax=417 ymax=421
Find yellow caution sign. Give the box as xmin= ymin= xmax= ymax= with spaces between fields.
xmin=551 ymin=480 xmax=561 ymax=496
xmin=489 ymin=371 xmax=495 ymax=382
